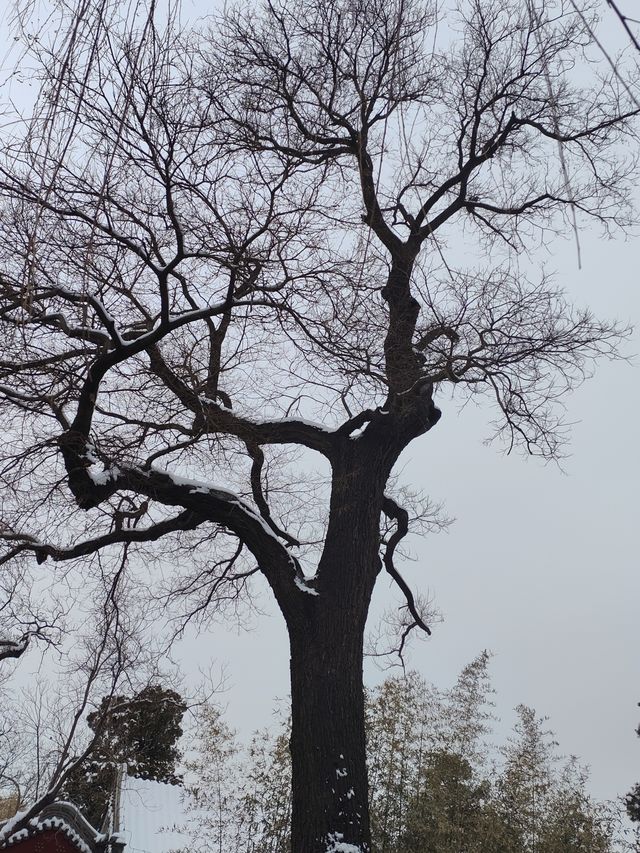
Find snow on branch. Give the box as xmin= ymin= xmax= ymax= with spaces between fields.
xmin=0 ymin=635 xmax=29 ymax=662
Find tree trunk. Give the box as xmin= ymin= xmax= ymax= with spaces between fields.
xmin=289 ymin=610 xmax=371 ymax=853
xmin=285 ymin=448 xmax=390 ymax=853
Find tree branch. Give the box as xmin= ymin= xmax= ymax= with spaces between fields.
xmin=4 ymin=510 xmax=203 ymax=565
xmin=147 ymin=345 xmax=335 ymax=456
xmin=0 ymin=636 xmax=29 ymax=662
xmin=381 ymin=495 xmax=431 ymax=638
xmin=245 ymin=441 xmax=300 ymax=547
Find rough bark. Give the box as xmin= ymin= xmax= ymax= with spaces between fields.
xmin=289 ymin=613 xmax=371 ymax=852
xmin=284 ymin=440 xmax=406 ymax=852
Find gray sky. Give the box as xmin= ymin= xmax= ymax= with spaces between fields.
xmin=1 ymin=0 xmax=638 ymax=811
xmin=174 ymin=142 xmax=640 ymax=807
xmin=164 ymin=2 xmax=640 ymax=802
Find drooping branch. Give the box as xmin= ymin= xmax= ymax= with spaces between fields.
xmin=381 ymin=494 xmax=431 ymax=642
xmin=246 ymin=441 xmax=300 ymax=546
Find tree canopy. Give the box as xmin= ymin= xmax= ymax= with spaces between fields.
xmin=1 ymin=0 xmax=638 ymax=847
xmin=625 ymin=705 xmax=640 ymax=826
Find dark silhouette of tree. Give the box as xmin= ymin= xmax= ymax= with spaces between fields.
xmin=1 ymin=0 xmax=638 ymax=848
xmin=63 ymin=686 xmax=186 ymax=828
xmin=626 ymin=784 xmax=640 ymax=823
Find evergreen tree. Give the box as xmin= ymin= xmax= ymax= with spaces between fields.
xmin=627 ymin=785 xmax=640 ymax=824
xmin=401 ymin=750 xmax=491 ymax=853
xmin=181 ymin=658 xmax=619 ymax=853
xmin=63 ymin=685 xmax=186 ymax=828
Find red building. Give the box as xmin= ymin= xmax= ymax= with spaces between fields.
xmin=2 ymin=829 xmax=92 ymax=853
xmin=0 ymin=802 xmax=123 ymax=853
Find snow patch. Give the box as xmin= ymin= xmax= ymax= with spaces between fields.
xmin=157 ymin=468 xmax=282 ymax=537
xmin=265 ymin=418 xmax=334 ymax=433
xmin=0 ymin=809 xmax=28 ymax=841
xmin=336 ymin=767 xmax=348 ymax=778
xmin=0 ymin=637 xmax=28 ymax=657
xmin=326 ymin=832 xmax=364 ymax=853
xmin=83 ymin=444 xmax=121 ymax=485
xmin=88 ymin=465 xmax=121 ymax=485
xmin=348 ymin=424 xmax=369 ymax=439
xmin=294 ymin=576 xmax=319 ymax=596
xmin=197 ymin=398 xmax=333 ymax=433
xmin=161 ymin=470 xmax=225 ymax=495
xmin=119 ymin=776 xmax=191 ymax=853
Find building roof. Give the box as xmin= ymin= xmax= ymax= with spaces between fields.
xmin=0 ymin=774 xmax=190 ymax=853
xmin=0 ymin=802 xmax=109 ymax=853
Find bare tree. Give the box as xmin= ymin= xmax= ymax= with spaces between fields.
xmin=0 ymin=605 xmax=137 ymax=842
xmin=604 ymin=0 xmax=640 ymax=53
xmin=0 ymin=0 xmax=638 ymax=849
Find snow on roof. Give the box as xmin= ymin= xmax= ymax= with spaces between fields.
xmin=0 ymin=802 xmax=107 ymax=853
xmin=118 ymin=778 xmax=189 ymax=853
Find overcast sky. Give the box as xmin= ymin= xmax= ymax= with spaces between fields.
xmin=165 ymin=1 xmax=640 ymax=805
xmin=1 ymin=0 xmax=638 ymax=810
xmin=176 ymin=222 xmax=639 ymax=804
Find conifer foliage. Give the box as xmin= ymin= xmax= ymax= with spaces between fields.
xmin=63 ymin=685 xmax=186 ymax=828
